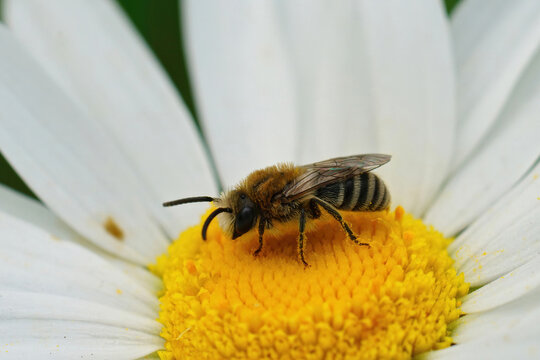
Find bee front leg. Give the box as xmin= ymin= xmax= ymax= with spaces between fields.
xmin=298 ymin=207 xmax=309 ymax=267
xmin=313 ymin=198 xmax=369 ymax=248
xmin=253 ymin=218 xmax=266 ymax=256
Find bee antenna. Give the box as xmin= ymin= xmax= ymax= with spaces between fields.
xmin=162 ymin=196 xmax=216 ymax=207
xmin=202 ymin=207 xmax=232 ymax=240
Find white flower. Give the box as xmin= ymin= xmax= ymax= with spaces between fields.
xmin=0 ymin=0 xmax=539 ymax=359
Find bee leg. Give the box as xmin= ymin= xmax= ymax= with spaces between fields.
xmin=298 ymin=207 xmax=309 ymax=267
xmin=253 ymin=218 xmax=266 ymax=256
xmin=313 ymin=198 xmax=369 ymax=247
xmin=308 ymin=199 xmax=322 ymax=219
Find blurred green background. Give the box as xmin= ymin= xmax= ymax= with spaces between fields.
xmin=0 ymin=0 xmax=461 ymax=200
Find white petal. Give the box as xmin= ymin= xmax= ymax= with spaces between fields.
xmin=4 ymin=0 xmax=217 ymax=235
xmin=0 ymin=26 xmax=169 ymax=264
xmin=186 ymin=1 xmax=455 ymax=215
xmin=0 ymin=320 xmax=162 ymax=360
xmin=184 ymin=0 xmax=298 ymax=187
xmin=354 ymin=0 xmax=456 ymax=216
xmin=0 ymin=213 xmax=164 ymax=359
xmin=278 ymin=0 xmax=455 ymax=214
xmin=425 ymin=49 xmax=540 ymax=235
xmin=0 ymin=184 xmax=162 ymax=293
xmin=275 ymin=1 xmax=377 ymax=163
xmin=0 ymin=211 xmax=159 ymax=318
xmin=451 ymin=0 xmax=540 ymax=167
xmin=449 ymin=163 xmax=540 ymax=287
xmin=424 ymin=292 xmax=540 ymax=359
xmin=0 ymin=183 xmax=82 ymax=246
xmin=426 ymin=343 xmax=540 ymax=360
xmin=462 ymin=256 xmax=540 ymax=313
xmin=107 ymin=257 xmax=163 ymax=295
xmin=453 ymin=290 xmax=540 ymax=343
xmin=425 ymin=338 xmax=540 ymax=360
xmin=0 ymin=291 xmax=161 ymax=335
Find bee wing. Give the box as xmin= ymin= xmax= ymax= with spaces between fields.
xmin=278 ymin=154 xmax=391 ymax=202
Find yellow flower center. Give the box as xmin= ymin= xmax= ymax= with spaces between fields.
xmin=151 ymin=206 xmax=468 ymax=360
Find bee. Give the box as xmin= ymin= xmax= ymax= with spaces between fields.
xmin=164 ymin=154 xmax=391 ymax=266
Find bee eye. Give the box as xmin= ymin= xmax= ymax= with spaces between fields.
xmin=234 ymin=207 xmax=255 ymax=238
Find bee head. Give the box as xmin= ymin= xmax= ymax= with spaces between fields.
xmin=215 ymin=190 xmax=259 ymax=239
xmin=161 ymin=191 xmax=259 ymax=240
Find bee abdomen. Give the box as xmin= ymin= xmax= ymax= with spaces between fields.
xmin=353 ymin=172 xmax=390 ymax=211
xmin=316 ymin=173 xmax=390 ymax=212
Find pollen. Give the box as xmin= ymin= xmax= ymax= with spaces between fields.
xmin=152 ymin=206 xmax=468 ymax=360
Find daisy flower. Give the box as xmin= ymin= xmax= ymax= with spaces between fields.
xmin=1 ymin=0 xmax=539 ymax=359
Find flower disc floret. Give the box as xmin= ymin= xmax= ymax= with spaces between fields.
xmin=152 ymin=206 xmax=468 ymax=360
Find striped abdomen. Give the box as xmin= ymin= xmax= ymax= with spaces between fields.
xmin=315 ymin=173 xmax=390 ymax=211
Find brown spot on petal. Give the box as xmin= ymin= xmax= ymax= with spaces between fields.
xmin=104 ymin=216 xmax=124 ymax=240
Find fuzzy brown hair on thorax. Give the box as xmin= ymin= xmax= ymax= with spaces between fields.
xmin=237 ymin=163 xmax=305 ymax=208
